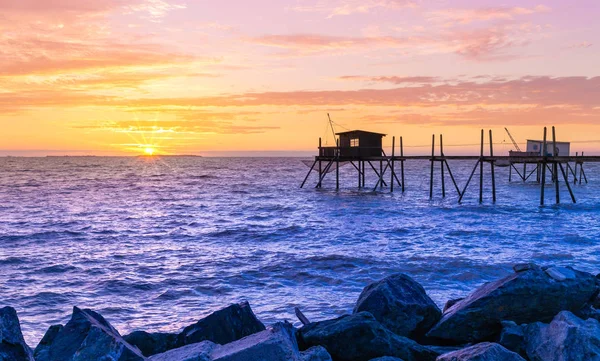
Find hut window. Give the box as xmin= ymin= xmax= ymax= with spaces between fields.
xmin=350 ymin=138 xmax=359 ymax=147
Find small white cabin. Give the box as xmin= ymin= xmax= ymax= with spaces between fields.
xmin=526 ymin=140 xmax=571 ymax=156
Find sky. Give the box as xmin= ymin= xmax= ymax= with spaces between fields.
xmin=0 ymin=0 xmax=599 ymax=156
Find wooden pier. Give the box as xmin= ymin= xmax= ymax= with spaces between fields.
xmin=301 ymin=126 xmax=599 ymax=205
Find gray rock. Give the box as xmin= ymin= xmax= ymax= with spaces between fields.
xmin=148 ymin=341 xmax=216 ymax=361
xmin=427 ymin=266 xmax=598 ymax=343
xmin=436 ymin=343 xmax=526 ymax=361
xmin=575 ymin=305 xmax=600 ymax=322
xmin=34 ymin=325 xmax=63 ymax=361
xmin=498 ymin=321 xmax=525 ymax=356
xmin=35 ymin=306 xmax=144 ymax=361
xmin=523 ymin=311 xmax=600 ymax=361
xmin=301 ymin=346 xmax=332 ymax=361
xmin=124 ymin=331 xmax=178 ymax=357
xmin=176 ymin=301 xmax=265 ymax=347
xmin=513 ymin=263 xmax=540 ymax=273
xmin=354 ymin=274 xmax=441 ymax=339
xmin=297 ymin=312 xmax=438 ymax=361
xmin=443 ymin=299 xmax=464 ymax=313
xmin=211 ymin=322 xmax=300 ymax=361
xmin=0 ymin=307 xmax=34 ymax=361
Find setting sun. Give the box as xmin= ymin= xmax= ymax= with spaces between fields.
xmin=144 ymin=147 xmax=155 ymax=156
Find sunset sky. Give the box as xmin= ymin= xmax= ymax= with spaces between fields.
xmin=1 ymin=0 xmax=599 ymax=156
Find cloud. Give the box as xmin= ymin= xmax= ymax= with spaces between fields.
xmin=73 ymin=113 xmax=279 ymax=135
xmin=291 ymin=0 xmax=416 ymax=18
xmin=339 ymin=75 xmax=441 ymax=84
xmin=568 ymin=41 xmax=593 ymax=49
xmin=428 ymin=5 xmax=551 ymax=25
xmin=250 ymin=24 xmax=538 ymax=61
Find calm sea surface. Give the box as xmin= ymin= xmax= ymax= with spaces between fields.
xmin=1 ymin=156 xmax=599 ymax=345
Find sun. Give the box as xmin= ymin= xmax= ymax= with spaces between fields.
xmin=144 ymin=147 xmax=155 ymax=156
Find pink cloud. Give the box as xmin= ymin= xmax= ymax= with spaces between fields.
xmin=428 ymin=5 xmax=551 ymax=25
xmin=292 ymin=0 xmax=416 ymax=18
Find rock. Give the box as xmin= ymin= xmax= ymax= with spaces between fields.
xmin=513 ymin=263 xmax=540 ymax=273
xmin=523 ymin=311 xmax=600 ymax=361
xmin=443 ymin=299 xmax=464 ymax=313
xmin=427 ymin=266 xmax=598 ymax=343
xmin=0 ymin=307 xmax=35 ymax=361
xmin=353 ymin=274 xmax=441 ymax=339
xmin=176 ymin=301 xmax=266 ymax=347
xmin=124 ymin=331 xmax=178 ymax=357
xmin=592 ymin=294 xmax=600 ymax=309
xmin=498 ymin=321 xmax=525 ymax=356
xmin=33 ymin=325 xmax=63 ymax=361
xmin=297 ymin=312 xmax=438 ymax=361
xmin=148 ymin=341 xmax=216 ymax=361
xmin=301 ymin=346 xmax=332 ymax=361
xmin=575 ymin=305 xmax=600 ymax=322
xmin=211 ymin=322 xmax=301 ymax=361
xmin=35 ymin=306 xmax=144 ymax=361
xmin=436 ymin=343 xmax=526 ymax=361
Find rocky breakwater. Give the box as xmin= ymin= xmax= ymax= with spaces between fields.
xmin=2 ymin=263 xmax=600 ymax=361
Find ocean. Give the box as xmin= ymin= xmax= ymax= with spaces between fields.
xmin=1 ymin=156 xmax=599 ymax=345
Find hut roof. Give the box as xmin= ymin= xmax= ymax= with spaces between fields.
xmin=335 ymin=130 xmax=387 ymax=137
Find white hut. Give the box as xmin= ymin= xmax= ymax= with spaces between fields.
xmin=526 ymin=140 xmax=571 ymax=156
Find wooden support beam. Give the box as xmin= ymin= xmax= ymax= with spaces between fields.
xmin=316 ymin=160 xmax=334 ymax=188
xmin=300 ymin=159 xmax=317 ymax=188
xmin=440 ymin=134 xmax=446 ymax=198
xmin=559 ymin=163 xmax=576 ymax=203
xmin=400 ymin=136 xmax=405 ymax=193
xmin=479 ymin=129 xmax=484 ymax=204
xmin=391 ymin=136 xmax=395 ymax=192
xmin=552 ymin=126 xmax=559 ymax=204
xmin=459 ymin=161 xmax=480 ymax=203
xmin=489 ymin=130 xmax=496 ymax=203
xmin=430 ymin=134 xmax=435 ymax=199
xmin=336 ymin=138 xmax=340 ymax=190
xmin=445 ymin=160 xmax=462 ymax=197
xmin=540 ymin=127 xmax=547 ymax=205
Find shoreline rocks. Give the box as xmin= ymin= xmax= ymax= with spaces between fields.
xmin=353 ymin=273 xmax=441 ymax=341
xmin=427 ymin=265 xmax=599 ymax=343
xmin=0 ymin=306 xmax=35 ymax=361
xmin=3 ymin=263 xmax=600 ymax=361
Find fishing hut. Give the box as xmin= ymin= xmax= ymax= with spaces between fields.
xmin=301 ymin=118 xmax=599 ymax=205
xmin=302 ymin=125 xmax=404 ymax=192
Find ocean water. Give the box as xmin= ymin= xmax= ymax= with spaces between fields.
xmin=0 ymin=156 xmax=599 ymax=346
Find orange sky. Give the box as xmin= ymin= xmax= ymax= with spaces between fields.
xmin=1 ymin=0 xmax=599 ymax=156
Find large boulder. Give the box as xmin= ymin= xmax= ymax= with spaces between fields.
xmin=0 ymin=307 xmax=35 ymax=361
xmin=148 ymin=341 xmax=216 ymax=361
xmin=35 ymin=306 xmax=145 ymax=361
xmin=211 ymin=322 xmax=301 ymax=361
xmin=523 ymin=311 xmax=600 ymax=361
xmin=297 ymin=312 xmax=438 ymax=361
xmin=124 ymin=331 xmax=178 ymax=357
xmin=176 ymin=301 xmax=265 ymax=347
xmin=354 ymin=274 xmax=441 ymax=339
xmin=427 ymin=266 xmax=598 ymax=343
xmin=301 ymin=346 xmax=332 ymax=361
xmin=33 ymin=325 xmax=63 ymax=360
xmin=436 ymin=343 xmax=526 ymax=361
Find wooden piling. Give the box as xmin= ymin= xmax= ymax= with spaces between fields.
xmin=430 ymin=134 xmax=435 ymax=199
xmin=335 ymin=138 xmax=340 ymax=190
xmin=440 ymin=134 xmax=446 ymax=197
xmin=552 ymin=126 xmax=559 ymax=204
xmin=489 ymin=130 xmax=496 ymax=203
xmin=540 ymin=127 xmax=547 ymax=205
xmin=400 ymin=136 xmax=405 ymax=193
xmin=479 ymin=129 xmax=484 ymax=204
xmin=391 ymin=136 xmax=395 ymax=192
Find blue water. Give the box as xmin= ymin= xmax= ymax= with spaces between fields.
xmin=0 ymin=156 xmax=599 ymax=346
